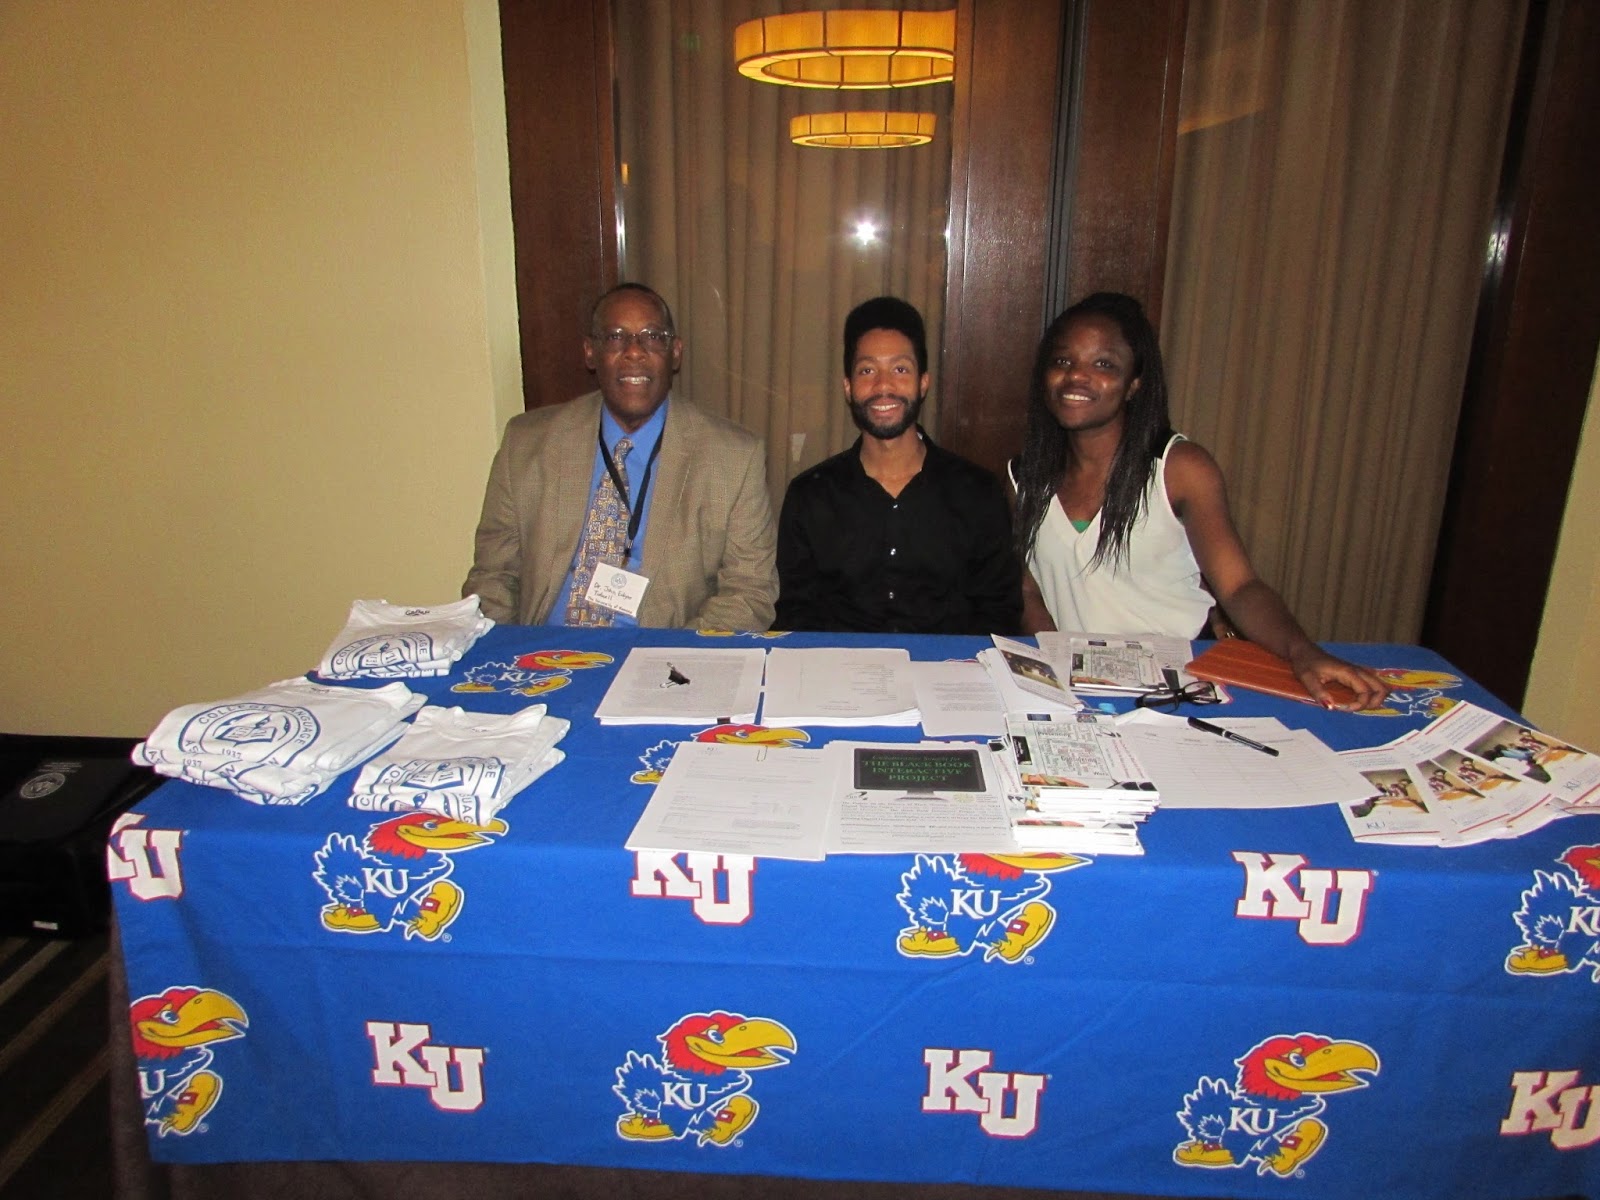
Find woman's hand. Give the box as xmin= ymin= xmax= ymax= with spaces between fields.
xmin=1288 ymin=644 xmax=1391 ymax=711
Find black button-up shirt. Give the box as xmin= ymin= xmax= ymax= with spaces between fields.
xmin=775 ymin=431 xmax=1021 ymax=634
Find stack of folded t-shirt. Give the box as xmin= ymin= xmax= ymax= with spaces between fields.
xmin=316 ymin=596 xmax=494 ymax=680
xmin=134 ymin=677 xmax=425 ymax=805
xmin=347 ymin=704 xmax=570 ymax=824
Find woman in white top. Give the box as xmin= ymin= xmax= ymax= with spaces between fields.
xmin=1012 ymin=292 xmax=1389 ymax=710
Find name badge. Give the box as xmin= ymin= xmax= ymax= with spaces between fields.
xmin=584 ymin=566 xmax=650 ymax=618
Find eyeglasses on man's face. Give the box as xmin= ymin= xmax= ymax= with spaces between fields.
xmin=594 ymin=327 xmax=675 ymax=354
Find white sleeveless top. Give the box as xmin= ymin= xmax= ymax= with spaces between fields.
xmin=1023 ymin=435 xmax=1212 ymax=637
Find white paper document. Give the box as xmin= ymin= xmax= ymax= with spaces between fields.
xmin=824 ymin=741 xmax=1018 ymax=853
xmin=1384 ymin=717 xmax=1560 ymax=842
xmin=1329 ymin=701 xmax=1598 ymax=848
xmin=761 ymin=647 xmax=919 ymax=726
xmin=624 ymin=741 xmax=833 ymax=860
xmin=1038 ymin=630 xmax=1196 ymax=695
xmin=909 ymin=660 xmax=1006 ymax=737
xmin=1336 ymin=743 xmax=1475 ymax=846
xmin=978 ymin=649 xmax=1082 ymax=719
xmin=1422 ymin=700 xmax=1600 ymax=813
xmin=594 ymin=647 xmax=765 ymax=725
xmin=1116 ymin=711 xmax=1372 ymax=809
xmin=986 ymin=636 xmax=1081 ymax=709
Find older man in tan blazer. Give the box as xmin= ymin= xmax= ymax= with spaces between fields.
xmin=464 ymin=284 xmax=777 ymax=630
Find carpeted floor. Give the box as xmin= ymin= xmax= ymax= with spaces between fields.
xmin=0 ymin=932 xmax=114 ymax=1199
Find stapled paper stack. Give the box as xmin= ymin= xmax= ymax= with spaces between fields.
xmin=347 ymin=705 xmax=570 ymax=823
xmin=997 ymin=713 xmax=1159 ymax=855
xmin=134 ymin=678 xmax=424 ymax=805
xmin=316 ymin=596 xmax=494 ymax=680
xmin=761 ymin=647 xmax=919 ymax=726
xmin=595 ymin=647 xmax=766 ymax=725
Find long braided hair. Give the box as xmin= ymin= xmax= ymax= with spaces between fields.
xmin=1012 ymin=292 xmax=1174 ymax=572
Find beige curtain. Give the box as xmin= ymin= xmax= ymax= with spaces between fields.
xmin=613 ymin=1 xmax=952 ymax=499
xmin=1162 ymin=0 xmax=1525 ymax=642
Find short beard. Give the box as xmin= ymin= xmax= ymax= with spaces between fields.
xmin=849 ymin=393 xmax=924 ymax=441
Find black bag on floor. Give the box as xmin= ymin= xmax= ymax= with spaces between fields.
xmin=0 ymin=737 xmax=162 ymax=937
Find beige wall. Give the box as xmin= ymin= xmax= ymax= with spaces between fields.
xmin=0 ymin=1 xmax=521 ymax=736
xmin=1525 ymin=353 xmax=1600 ymax=747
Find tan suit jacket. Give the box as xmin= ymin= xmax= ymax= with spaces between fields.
xmin=463 ymin=392 xmax=777 ymax=630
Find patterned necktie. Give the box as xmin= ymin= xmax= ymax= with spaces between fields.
xmin=565 ymin=437 xmax=633 ymax=626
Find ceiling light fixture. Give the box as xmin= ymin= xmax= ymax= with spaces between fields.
xmin=734 ymin=9 xmax=955 ymax=90
xmin=790 ymin=111 xmax=936 ymax=149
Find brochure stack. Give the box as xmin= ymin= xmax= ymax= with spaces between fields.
xmin=997 ymin=712 xmax=1160 ymax=855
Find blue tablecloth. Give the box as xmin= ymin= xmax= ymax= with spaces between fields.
xmin=110 ymin=627 xmax=1600 ymax=1199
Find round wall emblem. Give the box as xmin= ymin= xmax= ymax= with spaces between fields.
xmin=20 ymin=772 xmax=66 ymax=800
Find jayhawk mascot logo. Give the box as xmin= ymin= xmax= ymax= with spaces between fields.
xmin=1507 ymin=844 xmax=1600 ymax=980
xmin=613 ymin=1011 xmax=796 ymax=1146
xmin=313 ymin=812 xmax=505 ymax=939
xmin=130 ymin=986 xmax=248 ymax=1137
xmin=1174 ymin=1032 xmax=1380 ymax=1176
xmin=453 ymin=648 xmax=613 ymax=697
xmin=631 ymin=723 xmax=811 ymax=785
xmin=896 ymin=852 xmax=1087 ymax=964
xmin=1359 ymin=668 xmax=1461 ymax=719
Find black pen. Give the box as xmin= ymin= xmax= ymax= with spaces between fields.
xmin=1187 ymin=716 xmax=1279 ymax=757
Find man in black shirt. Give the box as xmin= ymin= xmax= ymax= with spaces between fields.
xmin=775 ymin=296 xmax=1021 ymax=634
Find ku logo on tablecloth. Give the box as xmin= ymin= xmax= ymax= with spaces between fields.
xmin=1233 ymin=852 xmax=1375 ymax=945
xmin=130 ymin=985 xmax=248 ymax=1137
xmin=368 ymin=1020 xmax=486 ymax=1112
xmin=922 ymin=1047 xmax=1046 ymax=1137
xmin=613 ymin=1011 xmax=796 ymax=1147
xmin=630 ymin=722 xmax=810 ymax=785
xmin=1502 ymin=1069 xmax=1600 ymax=1150
xmin=453 ymin=648 xmax=614 ymax=697
xmin=895 ymin=852 xmax=1087 ymax=965
xmin=1361 ymin=668 xmax=1462 ymax=718
xmin=1174 ymin=1032 xmax=1380 ymax=1177
xmin=312 ymin=812 xmax=505 ymax=940
xmin=631 ymin=851 xmax=756 ymax=925
xmin=108 ymin=812 xmax=186 ymax=900
xmin=1507 ymin=843 xmax=1600 ymax=980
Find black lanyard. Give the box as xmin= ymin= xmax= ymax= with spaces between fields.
xmin=598 ymin=426 xmax=663 ymax=557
